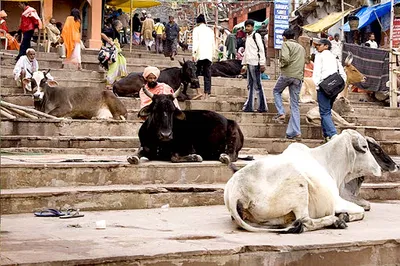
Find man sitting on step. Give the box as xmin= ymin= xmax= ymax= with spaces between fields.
xmin=13 ymin=48 xmax=38 ymax=94
xmin=139 ymin=66 xmax=180 ymax=110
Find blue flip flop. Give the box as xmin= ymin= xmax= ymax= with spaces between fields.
xmin=34 ymin=208 xmax=66 ymax=217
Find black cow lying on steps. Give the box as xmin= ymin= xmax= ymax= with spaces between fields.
xmin=127 ymin=87 xmax=244 ymax=164
xmin=113 ymin=60 xmax=199 ymax=101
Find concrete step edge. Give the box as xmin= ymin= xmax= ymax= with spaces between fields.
xmin=2 ymin=182 xmax=398 ymax=197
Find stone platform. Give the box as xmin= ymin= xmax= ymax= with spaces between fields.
xmin=1 ymin=203 xmax=400 ymax=266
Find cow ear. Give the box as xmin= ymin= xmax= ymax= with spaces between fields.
xmin=47 ymin=80 xmax=59 ymax=87
xmin=174 ymin=109 xmax=185 ymax=120
xmin=138 ymin=105 xmax=151 ymax=118
xmin=22 ymin=78 xmax=31 ymax=89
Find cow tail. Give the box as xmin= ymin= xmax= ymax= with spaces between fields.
xmin=229 ymin=194 xmax=302 ymax=233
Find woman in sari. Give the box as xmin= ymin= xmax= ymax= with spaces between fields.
xmin=101 ymin=20 xmax=127 ymax=89
xmin=61 ymin=8 xmax=82 ymax=70
xmin=0 ymin=10 xmax=20 ymax=50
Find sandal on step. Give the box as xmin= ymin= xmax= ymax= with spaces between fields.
xmin=34 ymin=208 xmax=66 ymax=217
xmin=59 ymin=209 xmax=84 ymax=219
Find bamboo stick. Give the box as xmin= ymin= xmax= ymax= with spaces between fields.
xmin=0 ymin=109 xmax=16 ymax=119
xmin=0 ymin=101 xmax=60 ymax=119
xmin=0 ymin=106 xmax=13 ymax=115
xmin=8 ymin=107 xmax=39 ymax=119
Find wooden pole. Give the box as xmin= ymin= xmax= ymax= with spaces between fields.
xmin=130 ymin=0 xmax=133 ymax=53
xmin=8 ymin=107 xmax=39 ymax=119
xmin=389 ymin=0 xmax=398 ymax=108
xmin=0 ymin=101 xmax=61 ymax=119
xmin=0 ymin=109 xmax=16 ymax=119
xmin=341 ymin=0 xmax=345 ymax=41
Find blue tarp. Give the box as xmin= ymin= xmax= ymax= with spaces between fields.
xmin=343 ymin=0 xmax=399 ymax=32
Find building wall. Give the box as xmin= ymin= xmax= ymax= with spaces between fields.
xmin=51 ymin=0 xmax=83 ymax=25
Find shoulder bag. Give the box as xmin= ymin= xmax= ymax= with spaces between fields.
xmin=318 ymin=59 xmax=345 ymax=98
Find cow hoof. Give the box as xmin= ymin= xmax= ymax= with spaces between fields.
xmin=332 ymin=217 xmax=348 ymax=229
xmin=127 ymin=155 xmax=140 ymax=165
xmin=190 ymin=154 xmax=203 ymax=162
xmin=285 ymin=219 xmax=304 ymax=234
xmin=219 ymin=153 xmax=231 ymax=165
xmin=337 ymin=212 xmax=350 ymax=222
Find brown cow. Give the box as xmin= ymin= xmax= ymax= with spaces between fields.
xmin=25 ymin=70 xmax=127 ymax=120
xmin=339 ymin=51 xmax=367 ymax=99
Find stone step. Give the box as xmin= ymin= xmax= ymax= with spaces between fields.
xmin=1 ymin=56 xmax=275 ymax=77
xmin=0 ymin=66 xmax=106 ymax=80
xmin=0 ymin=77 xmax=105 ymax=91
xmin=1 ymin=154 xmax=398 ymax=189
xmin=2 ymin=118 xmax=400 ymax=141
xmin=1 ymin=203 xmax=399 ymax=266
xmin=1 ymin=181 xmax=399 ymax=214
xmin=182 ymin=100 xmax=400 ymax=117
xmin=2 ymin=136 xmax=400 ymax=156
xmin=2 ymin=135 xmax=400 ymax=155
xmin=1 ymin=93 xmax=385 ymax=120
xmin=0 ymin=184 xmax=225 ymax=214
xmin=3 ymin=95 xmax=392 ymax=118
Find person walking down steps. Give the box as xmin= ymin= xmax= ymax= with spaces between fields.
xmin=241 ymin=19 xmax=267 ymax=113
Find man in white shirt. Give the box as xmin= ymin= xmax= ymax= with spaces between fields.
xmin=192 ymin=14 xmax=215 ymax=100
xmin=365 ymin=33 xmax=378 ymax=48
xmin=312 ymin=38 xmax=347 ymax=142
xmin=331 ymin=33 xmax=342 ymax=61
xmin=13 ymin=48 xmax=39 ymax=94
xmin=241 ymin=19 xmax=267 ymax=113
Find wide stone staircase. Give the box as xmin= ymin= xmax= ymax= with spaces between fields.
xmin=1 ymin=47 xmax=400 ymax=265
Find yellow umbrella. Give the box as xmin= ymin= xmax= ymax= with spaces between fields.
xmin=108 ymin=0 xmax=161 ymax=12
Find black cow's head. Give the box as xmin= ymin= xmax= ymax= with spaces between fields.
xmin=23 ymin=69 xmax=58 ymax=101
xmin=179 ymin=59 xmax=199 ymax=86
xmin=366 ymin=137 xmax=399 ymax=173
xmin=138 ymin=87 xmax=185 ymax=141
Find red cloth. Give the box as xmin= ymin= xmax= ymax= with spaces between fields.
xmin=236 ymin=30 xmax=245 ymax=39
xmin=19 ymin=6 xmax=39 ymax=32
xmin=0 ymin=19 xmax=9 ymax=32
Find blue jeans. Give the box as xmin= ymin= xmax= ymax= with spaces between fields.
xmin=317 ymin=89 xmax=337 ymax=137
xmin=243 ymin=65 xmax=267 ymax=112
xmin=273 ymin=75 xmax=302 ymax=137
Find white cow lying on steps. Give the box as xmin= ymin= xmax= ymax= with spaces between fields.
xmin=224 ymin=129 xmax=381 ymax=233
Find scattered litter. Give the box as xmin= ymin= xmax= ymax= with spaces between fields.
xmin=67 ymin=224 xmax=82 ymax=228
xmin=96 ymin=220 xmax=106 ymax=230
xmin=161 ymin=204 xmax=170 ymax=211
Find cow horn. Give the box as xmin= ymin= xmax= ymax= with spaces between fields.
xmin=142 ymin=86 xmax=154 ymax=99
xmin=344 ymin=52 xmax=353 ymax=66
xmin=43 ymin=69 xmax=51 ymax=78
xmin=352 ymin=136 xmax=367 ymax=153
xmin=173 ymin=87 xmax=182 ymax=99
xmin=183 ymin=58 xmax=186 ymax=62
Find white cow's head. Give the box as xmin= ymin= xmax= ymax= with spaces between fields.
xmin=23 ymin=70 xmax=58 ymax=101
xmin=344 ymin=129 xmax=382 ymax=179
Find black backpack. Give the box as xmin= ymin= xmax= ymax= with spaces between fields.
xmin=252 ymin=32 xmax=265 ymax=64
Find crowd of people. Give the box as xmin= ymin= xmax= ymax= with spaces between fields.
xmin=4 ymin=3 xmax=361 ymax=143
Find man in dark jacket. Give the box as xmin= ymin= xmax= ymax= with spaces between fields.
xmin=164 ymin=16 xmax=180 ymax=61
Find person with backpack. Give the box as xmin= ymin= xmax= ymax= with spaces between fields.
xmin=272 ymin=29 xmax=305 ymax=140
xmin=241 ymin=19 xmax=267 ymax=113
xmin=154 ymin=18 xmax=165 ymax=54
